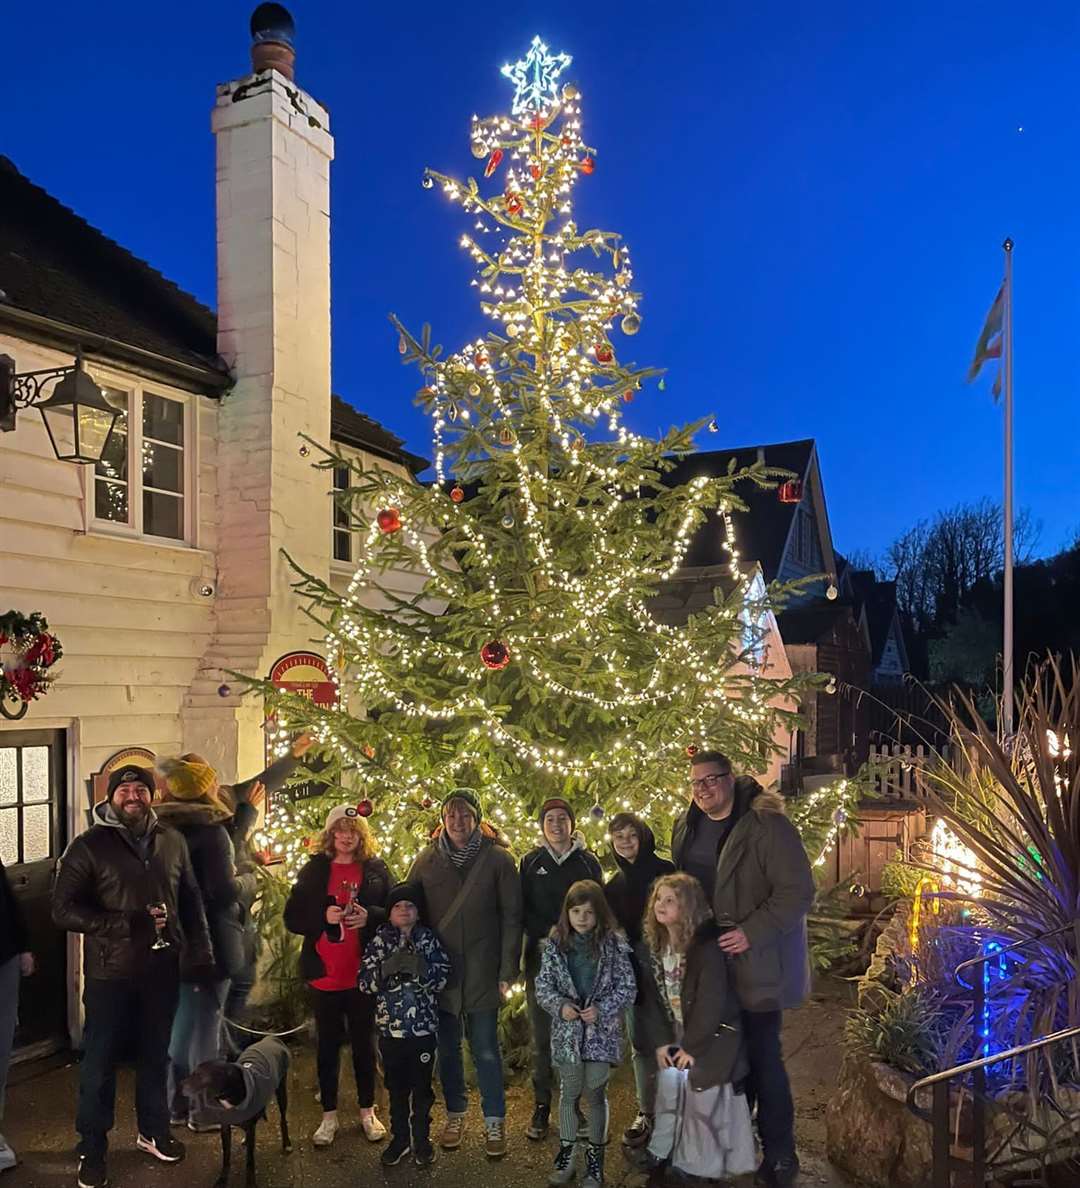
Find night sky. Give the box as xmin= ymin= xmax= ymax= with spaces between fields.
xmin=6 ymin=1 xmax=1079 ymax=559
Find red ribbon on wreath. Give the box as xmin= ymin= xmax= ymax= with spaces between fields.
xmin=0 ymin=610 xmax=63 ymax=720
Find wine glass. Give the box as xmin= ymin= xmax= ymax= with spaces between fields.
xmin=147 ymin=901 xmax=170 ymax=950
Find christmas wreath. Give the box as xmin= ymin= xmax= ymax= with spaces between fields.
xmin=0 ymin=610 xmax=63 ymax=720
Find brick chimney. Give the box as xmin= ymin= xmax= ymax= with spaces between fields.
xmin=183 ymin=5 xmax=334 ymax=777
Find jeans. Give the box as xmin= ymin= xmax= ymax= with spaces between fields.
xmin=555 ymin=1061 xmax=609 ymax=1144
xmin=0 ymin=957 xmax=20 ymax=1123
xmin=168 ymin=979 xmax=229 ymax=1117
xmin=625 ymin=1006 xmax=656 ymax=1115
xmin=77 ymin=972 xmax=180 ymax=1158
xmin=742 ymin=1009 xmax=796 ymax=1162
xmin=437 ymin=1008 xmax=505 ymax=1120
xmin=311 ymin=988 xmax=377 ymax=1111
xmin=221 ymin=967 xmax=256 ymax=1058
xmin=380 ymin=1034 xmax=437 ymax=1146
xmin=524 ymin=947 xmax=553 ymax=1106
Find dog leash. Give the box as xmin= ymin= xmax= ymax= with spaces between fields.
xmin=223 ymin=1016 xmax=312 ymax=1040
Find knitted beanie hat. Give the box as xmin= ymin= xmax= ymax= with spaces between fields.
xmin=538 ymin=797 xmax=576 ymax=830
xmin=106 ymin=766 xmax=156 ymax=800
xmin=441 ymin=787 xmax=482 ymax=820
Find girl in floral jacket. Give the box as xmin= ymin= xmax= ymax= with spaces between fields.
xmin=536 ymin=879 xmax=636 ymax=1188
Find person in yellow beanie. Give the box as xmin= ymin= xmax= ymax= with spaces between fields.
xmin=156 ymin=735 xmax=313 ymax=1127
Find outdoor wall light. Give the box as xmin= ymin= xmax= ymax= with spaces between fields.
xmin=0 ymin=348 xmax=120 ymax=464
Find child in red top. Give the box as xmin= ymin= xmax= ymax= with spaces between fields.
xmin=284 ymin=805 xmax=392 ymax=1147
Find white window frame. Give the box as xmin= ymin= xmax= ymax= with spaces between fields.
xmin=330 ymin=450 xmax=362 ymax=572
xmin=81 ymin=369 xmax=199 ymax=547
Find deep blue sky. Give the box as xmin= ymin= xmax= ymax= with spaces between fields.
xmin=6 ymin=2 xmax=1079 ymax=558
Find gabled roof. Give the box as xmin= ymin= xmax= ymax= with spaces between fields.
xmin=0 ymin=156 xmax=424 ymax=471
xmin=847 ymin=569 xmax=908 ymax=670
xmin=0 ymin=156 xmax=228 ymax=385
xmin=331 ymin=396 xmax=428 ymax=473
xmin=662 ymin=439 xmax=815 ymax=581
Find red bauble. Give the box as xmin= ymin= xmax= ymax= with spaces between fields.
xmin=422 ymin=797 xmax=433 ymax=809
xmin=622 ymin=390 xmax=634 ymax=403
xmin=579 ymin=156 xmax=596 ymax=175
xmin=484 ymin=148 xmax=504 ymax=178
xmin=450 ymin=485 xmax=466 ymax=504
xmin=686 ymin=744 xmax=699 ymax=757
xmin=480 ymin=640 xmax=511 ymax=670
xmin=474 ymin=351 xmax=489 ymax=367
xmin=357 ymin=799 xmax=373 ymax=818
xmin=506 ymin=193 xmax=523 ymax=216
xmin=561 ymin=135 xmax=572 ymax=146
xmin=362 ymin=744 xmax=375 ymax=759
xmin=594 ymin=344 xmax=614 ymax=364
xmin=376 ymin=508 xmax=402 ymax=533
xmin=530 ymin=164 xmax=542 ymax=180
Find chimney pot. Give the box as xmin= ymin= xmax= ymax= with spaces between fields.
xmin=250 ymin=3 xmax=296 ymax=80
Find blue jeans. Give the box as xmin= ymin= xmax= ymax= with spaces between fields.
xmin=437 ymin=1009 xmax=505 ymax=1120
xmin=0 ymin=956 xmax=20 ymax=1122
xmin=167 ymin=979 xmax=229 ymax=1117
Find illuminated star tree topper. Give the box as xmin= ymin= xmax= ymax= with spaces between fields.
xmin=501 ymin=35 xmax=572 ymax=115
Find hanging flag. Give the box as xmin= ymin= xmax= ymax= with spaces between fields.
xmin=967 ymin=282 xmax=1005 ymax=387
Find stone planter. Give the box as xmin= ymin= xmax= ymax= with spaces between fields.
xmin=826 ymin=1058 xmax=933 ymax=1188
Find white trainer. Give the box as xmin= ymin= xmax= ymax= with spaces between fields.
xmin=312 ymin=1116 xmax=339 ymax=1147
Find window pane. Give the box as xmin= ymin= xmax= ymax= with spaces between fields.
xmin=95 ymin=479 xmax=129 ymax=524
xmin=142 ymin=441 xmax=183 ymax=494
xmin=143 ymin=393 xmax=184 ymax=446
xmin=96 ymin=424 xmax=128 ymax=483
xmin=0 ymin=750 xmax=15 ymax=807
xmin=22 ymin=804 xmax=50 ymax=863
xmin=333 ymin=530 xmax=352 ymax=563
xmin=333 ymin=465 xmax=349 ymax=490
xmin=0 ymin=809 xmax=15 ymax=866
xmin=21 ymin=747 xmax=49 ymax=804
xmin=143 ymin=490 xmax=184 ymax=540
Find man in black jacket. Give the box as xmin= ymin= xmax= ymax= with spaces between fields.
xmin=52 ymin=766 xmax=212 ymax=1188
xmin=519 ymin=798 xmax=602 ymax=1140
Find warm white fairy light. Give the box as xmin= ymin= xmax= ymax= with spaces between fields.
xmin=254 ymin=41 xmax=817 ymax=863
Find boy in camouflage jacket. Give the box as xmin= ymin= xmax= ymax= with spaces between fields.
xmin=358 ymin=882 xmax=450 ymax=1166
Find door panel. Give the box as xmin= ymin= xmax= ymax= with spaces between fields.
xmin=0 ymin=729 xmax=68 ymax=1057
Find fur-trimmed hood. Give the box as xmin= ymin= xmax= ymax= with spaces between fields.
xmin=153 ymin=798 xmax=232 ymax=827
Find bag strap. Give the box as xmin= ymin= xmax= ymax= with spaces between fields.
xmin=436 ymin=845 xmax=492 ymax=935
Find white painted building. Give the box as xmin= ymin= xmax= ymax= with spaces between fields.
xmin=0 ymin=14 xmax=423 ymax=1056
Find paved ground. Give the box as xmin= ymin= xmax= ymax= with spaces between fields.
xmin=2 ymin=979 xmax=856 ymax=1188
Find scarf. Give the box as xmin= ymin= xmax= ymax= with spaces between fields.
xmin=439 ymin=827 xmax=482 ymax=870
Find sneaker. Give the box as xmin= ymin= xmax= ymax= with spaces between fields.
xmin=168 ymin=1114 xmax=188 ymax=1127
xmin=360 ymin=1109 xmax=387 ymax=1141
xmin=380 ymin=1135 xmax=411 ymax=1166
xmin=526 ymin=1103 xmax=550 ymax=1140
xmin=413 ymin=1141 xmax=435 ymax=1167
xmin=76 ymin=1154 xmax=108 ymax=1188
xmin=439 ymin=1114 xmax=465 ymax=1150
xmin=622 ymin=1112 xmax=652 ymax=1148
xmin=484 ymin=1118 xmax=507 ymax=1159
xmin=0 ymin=1138 xmax=15 ymax=1173
xmin=186 ymin=1119 xmax=220 ymax=1133
xmin=312 ymin=1116 xmax=339 ymax=1147
xmin=136 ymin=1133 xmax=185 ymax=1163
xmin=547 ymin=1142 xmax=577 ymax=1185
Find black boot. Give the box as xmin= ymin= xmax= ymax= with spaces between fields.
xmin=582 ymin=1142 xmax=604 ymax=1187
xmin=527 ymin=1102 xmax=550 ymax=1140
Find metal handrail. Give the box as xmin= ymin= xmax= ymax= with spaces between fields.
xmin=953 ymin=921 xmax=1077 ymax=987
xmin=905 ymin=1024 xmax=1080 ymax=1118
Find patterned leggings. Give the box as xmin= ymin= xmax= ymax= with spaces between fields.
xmin=555 ymin=1060 xmax=610 ymax=1145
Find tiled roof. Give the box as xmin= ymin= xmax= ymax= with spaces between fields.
xmin=330 ymin=396 xmax=428 ymax=473
xmin=0 ymin=156 xmax=227 ymax=379
xmin=663 ymin=439 xmax=815 ymax=581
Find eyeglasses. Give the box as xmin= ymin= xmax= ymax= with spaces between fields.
xmin=690 ymin=772 xmax=731 ymax=791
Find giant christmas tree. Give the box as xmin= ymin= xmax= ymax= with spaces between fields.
xmin=258 ymin=37 xmax=819 ymax=875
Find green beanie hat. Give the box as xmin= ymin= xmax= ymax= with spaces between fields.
xmin=442 ymin=787 xmax=482 ymax=820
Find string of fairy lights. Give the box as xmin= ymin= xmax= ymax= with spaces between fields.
xmin=255 ymin=37 xmax=825 ymax=870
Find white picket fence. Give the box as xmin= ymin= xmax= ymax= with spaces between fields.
xmin=869 ymin=743 xmax=952 ymax=800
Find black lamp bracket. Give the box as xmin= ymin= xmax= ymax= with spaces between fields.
xmin=0 ymin=353 xmax=80 ymax=431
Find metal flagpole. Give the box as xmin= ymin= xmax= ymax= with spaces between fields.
xmin=1002 ymin=237 xmax=1015 ymax=737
